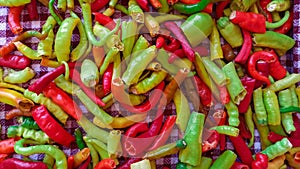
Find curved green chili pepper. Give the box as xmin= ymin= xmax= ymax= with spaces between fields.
xmin=131 ymin=35 xmax=149 ymax=58
xmin=253 ymin=87 xmax=268 ymax=125
xmin=267 ymin=0 xmax=290 ymax=12
xmin=278 ymin=89 xmax=296 ymax=134
xmin=266 ymin=11 xmax=290 ymax=29
xmin=99 ymin=48 xmax=119 ymax=77
xmin=8 ymin=126 xmax=50 ymax=144
xmin=54 ymin=17 xmax=80 ymax=63
xmin=210 ymin=125 xmax=239 ymax=137
xmin=24 ymin=89 xmax=69 ymax=124
xmin=49 ymin=0 xmax=63 ymax=25
xmin=57 ymin=0 xmax=67 ymax=12
xmin=43 ymin=154 xmax=55 ymax=169
xmin=225 ymin=101 xmax=240 ymax=127
xmin=38 ymin=16 xmax=56 ymax=59
xmin=158 ymin=0 xmax=169 ymax=13
xmin=261 ymin=138 xmax=292 ymax=160
xmin=14 ymin=139 xmax=67 ymax=169
xmin=268 ymin=74 xmax=300 ymax=92
xmin=209 ymin=150 xmax=237 ymax=169
xmin=179 ymin=112 xmax=205 ymax=166
xmin=263 ymin=89 xmax=281 ymax=125
xmin=85 ymin=142 xmax=99 ymax=168
xmin=173 ymin=0 xmax=210 ymax=15
xmin=245 ymin=107 xmax=255 ymax=147
xmin=74 ymin=128 xmax=86 ymax=150
xmin=0 ymin=0 xmax=30 ymax=6
xmin=3 ymin=67 xmax=35 ymax=84
xmin=84 ymin=136 xmax=109 ymax=160
xmin=210 ymin=21 xmax=223 ymax=60
xmin=80 ymin=59 xmax=100 ymax=87
xmin=13 ymin=41 xmax=41 ymax=60
xmin=115 ymin=4 xmax=129 ymax=15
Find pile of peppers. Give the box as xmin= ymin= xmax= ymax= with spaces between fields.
xmin=0 ymin=0 xmax=299 ymax=168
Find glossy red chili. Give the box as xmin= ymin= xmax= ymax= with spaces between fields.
xmin=202 ymin=129 xmax=219 ymax=152
xmin=102 ymin=63 xmax=113 ymax=96
xmin=215 ymin=0 xmax=230 ymax=18
xmin=0 ymin=138 xmax=18 ymax=154
xmin=163 ymin=36 xmax=181 ymax=52
xmin=234 ymin=29 xmax=252 ymax=65
xmin=254 ymin=61 xmax=269 ymax=88
xmin=0 ymin=54 xmax=31 ymax=69
xmin=274 ymin=10 xmax=293 ymax=34
xmin=156 ymin=36 xmax=165 ymax=49
xmin=238 ymin=116 xmax=252 ymax=139
xmin=67 ymin=156 xmax=74 ymax=169
xmin=136 ymin=0 xmax=150 ymax=11
xmin=251 ymin=153 xmax=268 ymax=169
xmin=26 ymin=0 xmax=38 ymax=20
xmin=230 ymin=11 xmax=266 ymax=33
xmin=94 ymin=158 xmax=116 ymax=169
xmin=229 ymin=135 xmax=253 ymax=166
xmin=91 ymin=0 xmax=110 ymax=12
xmin=259 ymin=0 xmax=273 ymax=22
xmin=193 ymin=75 xmax=212 ymax=107
xmin=78 ymin=156 xmax=91 ymax=169
xmin=93 ymin=12 xmax=117 ymax=31
xmin=238 ymin=77 xmax=256 ymax=113
xmin=8 ymin=6 xmax=24 ymax=35
xmin=267 ymin=49 xmax=287 ymax=80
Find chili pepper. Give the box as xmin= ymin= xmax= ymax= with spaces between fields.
xmin=259 ymin=0 xmax=273 ymax=22
xmin=0 ymin=88 xmax=34 ymax=112
xmin=232 ymin=29 xmax=251 ymax=65
xmin=67 ymin=156 xmax=74 ymax=169
xmin=216 ymin=0 xmax=230 ymax=18
xmin=210 ymin=150 xmax=237 ymax=169
xmin=0 ymin=138 xmax=18 ymax=154
xmin=107 ymin=130 xmax=122 ymax=158
xmin=0 ymin=54 xmax=31 ymax=69
xmin=193 ymin=75 xmax=212 ymax=106
xmin=37 ymin=17 xmax=56 ymax=59
xmin=210 ymin=125 xmax=239 ymax=137
xmin=0 ymin=158 xmax=48 ymax=169
xmin=251 ymin=153 xmax=268 ymax=169
xmin=48 ymin=0 xmax=63 ymax=25
xmin=238 ymin=77 xmax=256 ymax=113
xmin=225 ymin=100 xmax=240 ymax=127
xmin=167 ymin=49 xmax=184 ymax=63
xmin=93 ymin=12 xmax=116 ymax=31
xmin=5 ymin=108 xmax=31 ymax=120
xmin=91 ymin=0 xmax=109 ymax=12
xmin=229 ymin=11 xmax=266 ymax=33
xmin=202 ymin=129 xmax=219 ymax=153
xmin=180 ymin=13 xmax=213 ymax=47
xmin=274 ymin=10 xmax=293 ymax=34
xmin=121 ymin=21 xmax=138 ymax=64
xmin=99 ymin=48 xmax=119 ymax=77
xmin=145 ymin=13 xmax=160 ymax=37
xmin=278 ymin=89 xmax=296 ymax=134
xmin=238 ymin=115 xmax=252 ymax=139
xmin=3 ymin=67 xmax=35 ymax=84
xmin=253 ymin=114 xmax=272 ymax=149
xmin=83 ymin=136 xmax=109 ymax=160
xmin=267 ymin=155 xmax=286 ymax=169
xmin=148 ymin=0 xmax=162 ymax=8
xmin=83 ymin=142 xmax=98 ymax=168
xmin=263 ymin=88 xmax=281 ymax=125
xmin=156 ymin=37 xmax=165 ymax=49
xmin=26 ymin=0 xmax=38 ymax=20
xmin=179 ymin=112 xmax=204 ymax=166
xmin=265 ymin=11 xmax=290 ymax=29
xmin=0 ymin=0 xmax=31 ymax=6
xmin=15 ymin=139 xmax=67 ymax=169
xmin=173 ymin=0 xmax=210 ymax=14
xmin=43 ymin=154 xmax=55 ymax=169
xmin=230 ymin=162 xmax=250 ymax=169
xmin=269 ymin=74 xmax=300 ymax=92
xmin=208 ymin=21 xmax=223 ymax=60
xmin=244 ymin=107 xmax=255 ymax=147
xmin=8 ymin=6 xmax=24 ymax=35
xmin=74 ymin=128 xmax=86 ymax=150
xmin=261 ymin=138 xmax=292 ymax=160
xmin=201 ymin=57 xmax=227 ymax=87
xmin=266 ymin=50 xmax=287 ymax=80
xmin=7 ymin=125 xmax=50 ymax=143
xmin=229 ymin=135 xmax=253 ymax=166
xmin=136 ymin=0 xmax=149 ymax=11
xmin=19 ymin=116 xmax=39 ymax=130
xmin=57 ymin=0 xmax=67 ymax=12
xmin=162 ymin=36 xmax=181 ymax=52
xmin=267 ymin=0 xmax=290 ymax=12
xmin=80 ymin=59 xmax=99 ymax=87
xmin=43 ymin=82 xmax=82 ymax=120
xmin=173 ymin=89 xmax=191 ymax=133
xmin=94 ymin=158 xmax=116 ymax=169
xmin=73 ymin=148 xmax=90 ymax=168
xmin=128 ymin=0 xmax=144 ymax=23
xmin=164 ymin=22 xmax=194 ymax=62
xmin=12 ymin=41 xmax=43 ymax=60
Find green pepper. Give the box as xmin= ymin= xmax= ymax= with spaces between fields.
xmin=278 ymin=89 xmax=296 ymax=134
xmin=209 ymin=150 xmax=237 ymax=169
xmin=7 ymin=126 xmax=50 ymax=144
xmin=128 ymin=0 xmax=144 ymax=23
xmin=173 ymin=0 xmax=210 ymax=15
xmin=267 ymin=0 xmax=290 ymax=12
xmin=14 ymin=139 xmax=67 ymax=169
xmin=0 ymin=0 xmax=30 ymax=6
xmin=20 ymin=117 xmax=40 ymax=130
xmin=3 ymin=67 xmax=35 ymax=84
xmin=268 ymin=74 xmax=300 ymax=92
xmin=245 ymin=107 xmax=255 ymax=147
xmin=107 ymin=130 xmax=122 ymax=158
xmin=37 ymin=16 xmax=56 ymax=59
xmin=230 ymin=0 xmax=257 ymax=11
xmin=174 ymin=89 xmax=191 ymax=133
xmin=13 ymin=41 xmax=42 ymax=60
xmin=179 ymin=112 xmax=205 ymax=166
xmin=74 ymin=128 xmax=86 ymax=150
xmin=201 ymin=57 xmax=227 ymax=87
xmin=85 ymin=142 xmax=99 ymax=167
xmin=225 ymin=101 xmax=240 ymax=127
xmin=222 ymin=62 xmax=247 ymax=105
xmin=144 ymin=13 xmax=160 ymax=37
xmin=180 ymin=13 xmax=213 ymax=47
xmin=144 ymin=140 xmax=186 ymax=160
xmin=122 ymin=20 xmax=138 ymax=64
xmin=115 ymin=4 xmax=129 ymax=15
xmin=261 ymin=138 xmax=292 ymax=160
xmin=122 ymin=45 xmax=157 ymax=85
xmin=80 ymin=59 xmax=99 ymax=87
xmin=99 ymin=47 xmax=119 ymax=77
xmin=210 ymin=21 xmax=223 ymax=60
xmin=158 ymin=0 xmax=169 ymax=13
xmin=43 ymin=154 xmax=55 ymax=169
xmin=217 ymin=17 xmax=243 ymax=48
xmin=210 ymin=125 xmax=239 ymax=137
xmin=253 ymin=87 xmax=268 ymax=125
xmin=263 ymin=89 xmax=281 ymax=125
xmin=253 ymin=114 xmax=272 ymax=150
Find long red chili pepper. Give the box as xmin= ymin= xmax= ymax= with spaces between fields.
xmin=229 ymin=135 xmax=254 ymax=166
xmin=168 ymin=49 xmax=185 ymax=63
xmin=215 ymin=0 xmax=230 ymax=18
xmin=93 ymin=12 xmax=117 ymax=31
xmin=247 ymin=51 xmax=276 ymax=86
xmin=8 ymin=6 xmax=24 ymax=35
xmin=267 ymin=49 xmax=287 ymax=80
xmin=136 ymin=0 xmax=150 ymax=11
xmin=28 ymin=62 xmax=76 ymax=94
xmin=230 ymin=11 xmax=266 ymax=33
xmin=147 ymin=115 xmax=177 ymax=151
xmin=193 ymin=75 xmax=213 ymax=107
xmin=259 ymin=0 xmax=273 ymax=22
xmin=0 ymin=54 xmax=31 ymax=69
xmin=91 ymin=0 xmax=110 ymax=12
xmin=67 ymin=156 xmax=74 ymax=169
xmin=202 ymin=3 xmax=213 ymax=13
xmin=234 ymin=29 xmax=252 ymax=65
xmin=164 ymin=22 xmax=195 ymax=62
xmin=26 ymin=0 xmax=38 ymax=20
xmin=102 ymin=63 xmax=113 ymax=96
xmin=94 ymin=158 xmax=116 ymax=169
xmin=163 ymin=36 xmax=181 ymax=52
xmin=238 ymin=77 xmax=256 ymax=113
xmin=32 ymin=105 xmax=76 ymax=146
xmin=291 ymin=115 xmax=300 ymax=139
xmin=43 ymin=82 xmax=82 ymax=120
xmin=268 ymin=131 xmax=300 ymax=147
xmin=274 ymin=10 xmax=293 ymax=34
xmin=70 ymin=68 xmax=105 ymax=107
xmin=238 ymin=116 xmax=252 ymax=139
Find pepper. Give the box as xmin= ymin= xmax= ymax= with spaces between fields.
xmin=229 ymin=11 xmax=266 ymax=33
xmin=201 ymin=57 xmax=227 ymax=87
xmin=230 ymin=0 xmax=257 ymax=11
xmin=0 ymin=138 xmax=18 ymax=154
xmin=121 ymin=20 xmax=138 ymax=64
xmin=173 ymin=0 xmax=210 ymax=15
xmin=78 ymin=156 xmax=91 ymax=169
xmin=0 ymin=88 xmax=34 ymax=112
xmin=173 ymin=89 xmax=191 ymax=133
xmin=261 ymin=138 xmax=292 ymax=160
xmin=43 ymin=82 xmax=82 ymax=120
xmin=278 ymin=89 xmax=296 ymax=134
xmin=8 ymin=6 xmax=24 ymax=34
xmin=80 ymin=59 xmax=99 ymax=87
xmin=136 ymin=0 xmax=149 ymax=11
xmin=209 ymin=20 xmax=223 ymax=60
xmin=238 ymin=77 xmax=256 ymax=113
xmin=5 ymin=108 xmax=31 ymax=120
xmin=265 ymin=11 xmax=290 ymax=29
xmin=193 ymin=75 xmax=212 ymax=107
xmin=74 ymin=128 xmax=86 ymax=150
xmin=3 ymin=67 xmax=35 ymax=84
xmin=117 ymin=158 xmax=142 ymax=169
xmin=225 ymin=100 xmax=240 ymax=127
xmin=27 ymin=0 xmax=38 ymax=20
xmin=144 ymin=139 xmax=186 ymax=160
xmin=251 ymin=153 xmax=268 ymax=169
xmin=266 ymin=49 xmax=287 ymax=80
xmin=274 ymin=10 xmax=293 ymax=34
xmin=0 ymin=158 xmax=48 ymax=169
xmin=263 ymin=88 xmax=281 ymax=125
xmin=253 ymin=87 xmax=267 ymax=125
xmin=91 ymin=0 xmax=109 ymax=12
xmin=253 ymin=114 xmax=272 ymax=149
xmin=163 ymin=36 xmax=181 ymax=52
xmin=210 ymin=125 xmax=239 ymax=137
xmin=19 ymin=116 xmax=39 ymax=130
xmin=128 ymin=0 xmax=144 ymax=23
xmin=202 ymin=129 xmax=219 ymax=153
xmin=216 ymin=0 xmax=230 ymax=18
xmin=0 ymin=0 xmax=31 ymax=6
xmin=7 ymin=125 xmax=50 ymax=144
xmin=269 ymin=74 xmax=300 ymax=92
xmin=229 ymin=135 xmax=253 ymax=166
xmin=115 ymin=4 xmax=129 ymax=14
xmin=94 ymin=159 xmax=116 ymax=169
xmin=217 ymin=17 xmax=243 ymax=48
xmin=13 ymin=41 xmax=42 ymax=60
xmin=14 ymin=139 xmax=67 ymax=169
xmin=73 ymin=148 xmax=90 ymax=168
xmin=267 ymin=0 xmax=290 ymax=12
xmin=209 ymin=150 xmax=237 ymax=169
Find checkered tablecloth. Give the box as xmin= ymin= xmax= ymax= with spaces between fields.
xmin=0 ymin=0 xmax=299 ymax=169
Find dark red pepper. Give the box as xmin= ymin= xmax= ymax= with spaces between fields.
xmin=291 ymin=115 xmax=300 ymax=139
xmin=93 ymin=12 xmax=117 ymax=31
xmin=78 ymin=156 xmax=91 ymax=169
xmin=0 ymin=54 xmax=31 ymax=69
xmin=268 ymin=131 xmax=300 ymax=147
xmin=8 ymin=6 xmax=24 ymax=35
xmin=202 ymin=129 xmax=219 ymax=152
xmin=251 ymin=153 xmax=268 ymax=169
xmin=274 ymin=10 xmax=293 ymax=34
xmin=229 ymin=135 xmax=254 ymax=166
xmin=0 ymin=138 xmax=18 ymax=154
xmin=136 ymin=0 xmax=150 ymax=11
xmin=163 ymin=36 xmax=181 ymax=52
xmin=193 ymin=75 xmax=212 ymax=106
xmin=259 ymin=0 xmax=272 ymax=22
xmin=230 ymin=11 xmax=266 ymax=33
xmin=91 ymin=0 xmax=110 ymax=12
xmin=102 ymin=63 xmax=114 ymax=96
xmin=94 ymin=158 xmax=116 ymax=169
xmin=231 ymin=161 xmax=250 ymax=169
xmin=215 ymin=0 xmax=230 ymax=18
xmin=43 ymin=82 xmax=83 ymax=120
xmin=238 ymin=77 xmax=256 ymax=113
xmin=254 ymin=61 xmax=269 ymax=88
xmin=32 ymin=105 xmax=75 ymax=147
xmin=218 ymin=85 xmax=230 ymax=104
xmin=26 ymin=0 xmax=38 ymax=20
xmin=234 ymin=29 xmax=252 ymax=65
xmin=67 ymin=156 xmax=74 ymax=169
xmin=156 ymin=36 xmax=165 ymax=49
xmin=238 ymin=115 xmax=252 ymax=139
xmin=0 ymin=158 xmax=48 ymax=169
xmin=267 ymin=49 xmax=287 ymax=80
xmin=168 ymin=49 xmax=185 ymax=63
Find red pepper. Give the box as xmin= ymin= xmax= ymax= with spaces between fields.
xmin=229 ymin=135 xmax=254 ymax=166
xmin=268 ymin=131 xmax=300 ymax=147
xmin=102 ymin=63 xmax=114 ymax=96
xmin=266 ymin=49 xmax=287 ymax=80
xmin=156 ymin=36 xmax=165 ymax=49
xmin=28 ymin=62 xmax=76 ymax=94
xmin=168 ymin=0 xmax=178 ymax=5
xmin=0 ymin=154 xmax=8 ymax=163
xmin=234 ymin=29 xmax=252 ymax=65
xmin=120 ymin=81 xmax=165 ymax=114
xmin=0 ymin=138 xmax=18 ymax=154
xmin=259 ymin=0 xmax=273 ymax=22
xmin=116 ymin=158 xmax=141 ymax=169
xmin=26 ymin=0 xmax=38 ymax=20
xmin=193 ymin=75 xmax=212 ymax=107
xmin=251 ymin=153 xmax=268 ymax=169
xmin=136 ymin=0 xmax=150 ymax=11
xmin=291 ymin=115 xmax=300 ymax=139
xmin=202 ymin=129 xmax=219 ymax=152
xmin=202 ymin=3 xmax=213 ymax=13
xmin=230 ymin=11 xmax=266 ymax=33
xmin=147 ymin=115 xmax=177 ymax=151
xmin=32 ymin=105 xmax=76 ymax=146
xmin=231 ymin=162 xmax=250 ymax=169
xmin=247 ymin=51 xmax=276 ymax=86
xmin=274 ymin=10 xmax=293 ymax=34
xmin=179 ymin=0 xmax=199 ymax=4
xmin=67 ymin=156 xmax=74 ymax=169
xmin=43 ymin=82 xmax=83 ymax=120
xmin=94 ymin=158 xmax=116 ymax=169
xmin=0 ymin=54 xmax=31 ymax=69
xmin=70 ymin=68 xmax=105 ymax=107
xmin=193 ymin=45 xmax=209 ymax=56
xmin=218 ymin=85 xmax=230 ymax=104
xmin=0 ymin=158 xmax=48 ymax=169
xmin=163 ymin=36 xmax=181 ymax=52
xmin=168 ymin=49 xmax=185 ymax=63
xmin=254 ymin=61 xmax=269 ymax=88
xmin=93 ymin=12 xmax=117 ymax=31
xmin=91 ymin=0 xmax=110 ymax=12
xmin=212 ymin=109 xmax=226 ymax=151
xmin=149 ymin=0 xmax=162 ymax=9
xmin=238 ymin=116 xmax=252 ymax=139
xmin=216 ymin=0 xmax=230 ymax=18
xmin=164 ymin=22 xmax=195 ymax=62
xmin=238 ymin=77 xmax=256 ymax=113
xmin=8 ymin=6 xmax=24 ymax=35
xmin=78 ymin=156 xmax=91 ymax=169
